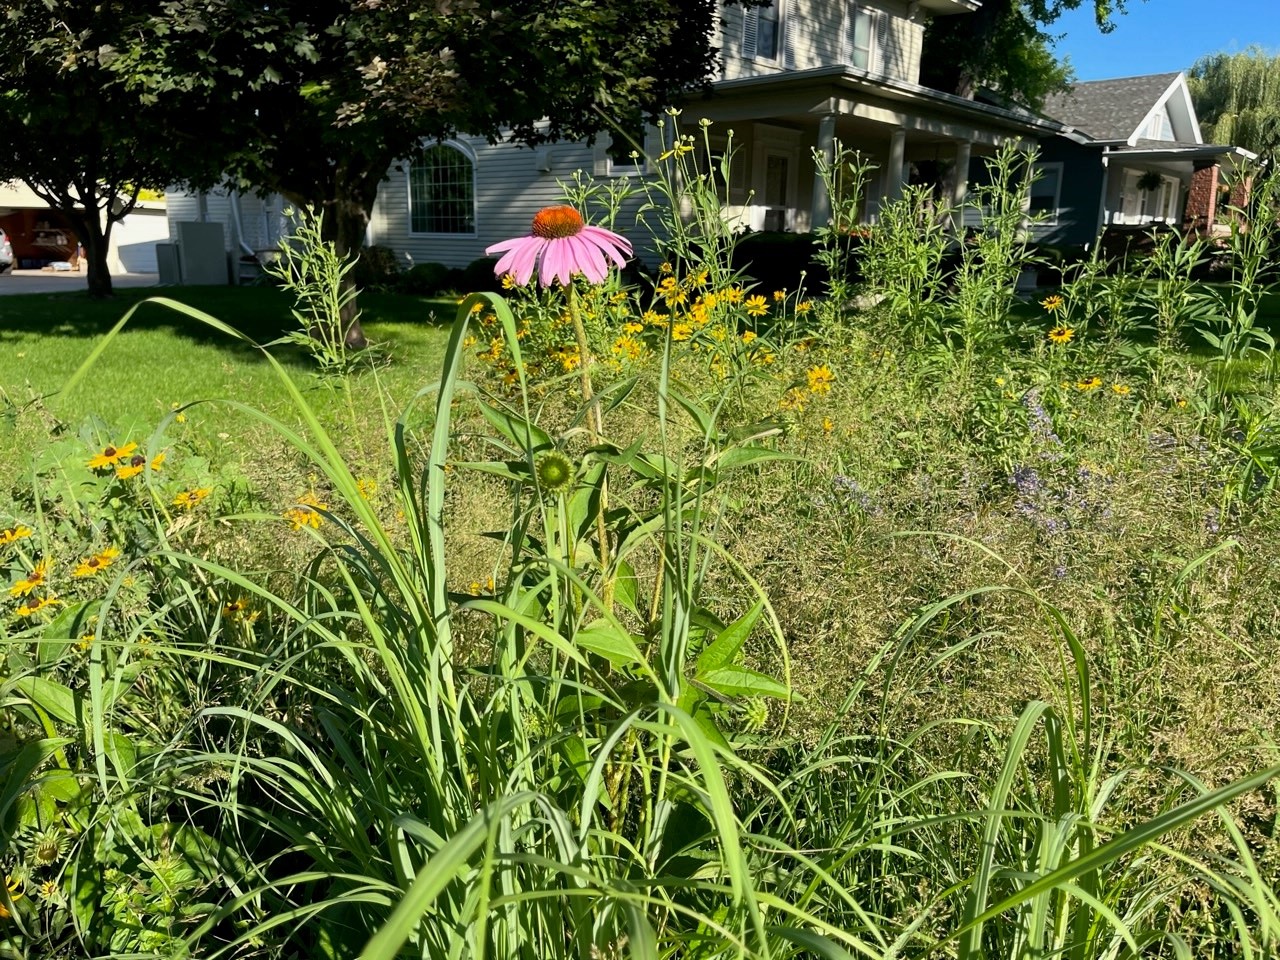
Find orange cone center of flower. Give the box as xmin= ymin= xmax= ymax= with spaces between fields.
xmin=531 ymin=205 xmax=585 ymax=240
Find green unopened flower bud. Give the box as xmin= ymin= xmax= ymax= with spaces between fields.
xmin=535 ymin=450 xmax=575 ymax=496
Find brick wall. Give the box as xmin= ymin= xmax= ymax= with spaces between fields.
xmin=1183 ymin=162 xmax=1218 ymax=234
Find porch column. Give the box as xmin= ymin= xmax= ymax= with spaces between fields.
xmin=811 ymin=112 xmax=837 ymax=230
xmin=885 ymin=127 xmax=907 ymax=204
xmin=950 ymin=139 xmax=971 ymax=233
xmin=1183 ymin=161 xmax=1218 ymax=235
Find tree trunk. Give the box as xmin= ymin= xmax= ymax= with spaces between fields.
xmin=66 ymin=209 xmax=114 ymax=298
xmin=321 ymin=184 xmax=376 ymax=350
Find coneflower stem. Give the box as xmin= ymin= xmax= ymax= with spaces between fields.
xmin=567 ymin=284 xmax=613 ymax=613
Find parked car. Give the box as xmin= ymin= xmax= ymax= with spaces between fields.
xmin=0 ymin=229 xmax=12 ymax=274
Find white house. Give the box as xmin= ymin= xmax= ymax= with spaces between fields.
xmin=167 ymin=0 xmax=1070 ymax=277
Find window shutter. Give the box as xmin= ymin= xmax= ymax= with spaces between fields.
xmin=875 ymin=10 xmax=889 ymax=75
xmin=742 ymin=7 xmax=758 ymax=59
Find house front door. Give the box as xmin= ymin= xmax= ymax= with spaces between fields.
xmin=1120 ymin=170 xmax=1145 ymax=224
xmin=762 ymin=151 xmax=791 ymax=231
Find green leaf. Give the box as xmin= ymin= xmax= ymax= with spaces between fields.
xmin=698 ymin=666 xmax=790 ymax=700
xmin=696 ymin=599 xmax=763 ymax=675
xmin=476 ymin=400 xmax=553 ymax=457
xmin=13 ymin=676 xmax=81 ymax=725
xmin=712 ymin=445 xmax=803 ymax=473
xmin=575 ymin=620 xmax=646 ymax=668
xmin=39 ymin=600 xmax=100 ymax=665
xmin=0 ymin=739 xmax=71 ymax=822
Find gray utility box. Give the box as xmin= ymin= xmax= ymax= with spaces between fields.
xmin=174 ymin=222 xmax=229 ymax=285
xmin=155 ymin=243 xmax=181 ymax=285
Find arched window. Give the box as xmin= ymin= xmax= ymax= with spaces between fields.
xmin=409 ymin=142 xmax=475 ymax=234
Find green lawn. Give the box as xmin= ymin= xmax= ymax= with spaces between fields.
xmin=0 ymin=285 xmax=457 ymax=486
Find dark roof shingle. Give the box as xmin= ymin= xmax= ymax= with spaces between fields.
xmin=1041 ymin=72 xmax=1181 ymax=141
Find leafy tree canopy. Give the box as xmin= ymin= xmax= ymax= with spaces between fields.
xmin=1189 ymin=46 xmax=1280 ymax=160
xmin=0 ymin=2 xmax=196 ymax=296
xmin=59 ymin=0 xmax=763 ymax=339
xmin=921 ymin=0 xmax=1131 ymax=109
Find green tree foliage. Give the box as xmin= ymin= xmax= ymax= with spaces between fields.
xmin=921 ymin=0 xmax=1130 ymax=108
xmin=87 ymin=0 xmax=763 ymax=345
xmin=1189 ymin=46 xmax=1280 ymax=159
xmin=0 ymin=3 xmax=200 ymax=297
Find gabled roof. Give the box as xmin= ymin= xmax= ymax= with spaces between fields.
xmin=1041 ymin=72 xmax=1182 ymax=142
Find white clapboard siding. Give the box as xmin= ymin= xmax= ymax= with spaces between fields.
xmin=369 ymin=134 xmax=658 ymax=269
xmin=718 ymin=0 xmax=922 ymax=83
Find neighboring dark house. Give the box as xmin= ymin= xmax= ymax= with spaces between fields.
xmin=1028 ymin=72 xmax=1254 ymax=247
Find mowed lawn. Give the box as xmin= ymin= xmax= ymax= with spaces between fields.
xmin=0 ymin=285 xmax=457 ymax=486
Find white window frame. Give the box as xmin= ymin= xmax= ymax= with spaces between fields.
xmin=594 ymin=124 xmax=652 ymax=178
xmin=742 ymin=0 xmax=783 ymax=63
xmin=407 ymin=140 xmax=477 ymax=237
xmin=1028 ymin=161 xmax=1064 ymax=225
xmin=846 ymin=5 xmax=878 ymax=73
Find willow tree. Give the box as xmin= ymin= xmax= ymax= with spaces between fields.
xmin=1189 ymin=47 xmax=1280 ymax=160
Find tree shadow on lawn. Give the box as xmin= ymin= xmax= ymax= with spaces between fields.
xmin=0 ymin=285 xmax=454 ymax=364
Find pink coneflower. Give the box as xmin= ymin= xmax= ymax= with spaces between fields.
xmin=486 ymin=205 xmax=631 ymax=287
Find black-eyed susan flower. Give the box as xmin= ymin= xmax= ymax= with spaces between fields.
xmin=0 ymin=524 xmax=32 ymax=547
xmin=115 ymin=454 xmax=147 ymax=480
xmin=87 ymin=442 xmax=137 ymax=471
xmin=17 ymin=596 xmax=60 ymax=617
xmin=807 ymin=364 xmax=835 ymax=394
xmin=73 ymin=547 xmax=121 ymax=578
xmin=1047 ymin=326 xmax=1074 ymax=345
xmin=1040 ymin=294 xmax=1065 ymax=314
xmin=780 ymin=387 xmax=807 ymax=412
xmin=10 ymin=558 xmax=50 ymax=597
xmin=283 ymin=491 xmax=326 ymax=530
xmin=671 ymin=322 xmax=694 ymax=342
xmin=172 ymin=488 xmax=211 ymax=511
xmin=1075 ymin=376 xmax=1102 ymax=392
xmin=1111 ymin=383 xmax=1131 ymax=396
xmin=0 ymin=875 xmax=22 ymax=919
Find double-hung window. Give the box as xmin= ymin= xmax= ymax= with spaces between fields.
xmin=742 ymin=1 xmax=781 ymax=61
xmin=848 ymin=6 xmax=876 ymax=71
xmin=1029 ymin=162 xmax=1063 ymax=224
xmin=409 ymin=143 xmax=475 ymax=235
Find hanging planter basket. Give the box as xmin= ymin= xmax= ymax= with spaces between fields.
xmin=1137 ymin=171 xmax=1163 ymax=192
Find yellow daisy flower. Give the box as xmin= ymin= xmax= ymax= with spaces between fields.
xmin=806 ymin=364 xmax=835 ymax=394
xmin=1111 ymin=383 xmax=1131 ymax=396
xmin=284 ymin=492 xmax=327 ymax=530
xmin=73 ymin=547 xmax=121 ymax=578
xmin=745 ymin=295 xmax=769 ymax=317
xmin=1075 ymin=376 xmax=1102 ymax=392
xmin=17 ymin=596 xmax=61 ymax=617
xmin=0 ymin=524 xmax=33 ymax=546
xmin=87 ymin=442 xmax=137 ymax=471
xmin=1047 ymin=326 xmax=1074 ymax=345
xmin=172 ymin=488 xmax=212 ymax=511
xmin=1040 ymin=294 xmax=1065 ymax=314
xmin=10 ymin=558 xmax=50 ymax=597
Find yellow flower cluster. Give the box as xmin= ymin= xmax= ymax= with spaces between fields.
xmin=284 ymin=491 xmax=327 ymax=530
xmin=0 ymin=524 xmax=33 ymax=546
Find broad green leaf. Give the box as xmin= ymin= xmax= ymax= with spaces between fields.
xmin=476 ymin=399 xmax=553 ymax=456
xmin=696 ymin=599 xmax=763 ymax=675
xmin=575 ymin=620 xmax=646 ymax=668
xmin=12 ymin=676 xmax=81 ymax=725
xmin=699 ymin=666 xmax=790 ymax=700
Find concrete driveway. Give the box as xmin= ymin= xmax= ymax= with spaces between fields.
xmin=0 ymin=269 xmax=160 ymax=295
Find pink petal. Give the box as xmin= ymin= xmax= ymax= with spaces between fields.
xmin=485 ymin=237 xmax=524 ymax=257
xmin=566 ymin=234 xmax=607 ymax=283
xmin=538 ymin=238 xmax=568 ymax=287
xmin=509 ymin=237 xmax=543 ymax=286
xmin=581 ymin=225 xmax=632 ymax=267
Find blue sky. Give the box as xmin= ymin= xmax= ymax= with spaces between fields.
xmin=1049 ymin=0 xmax=1280 ymax=80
